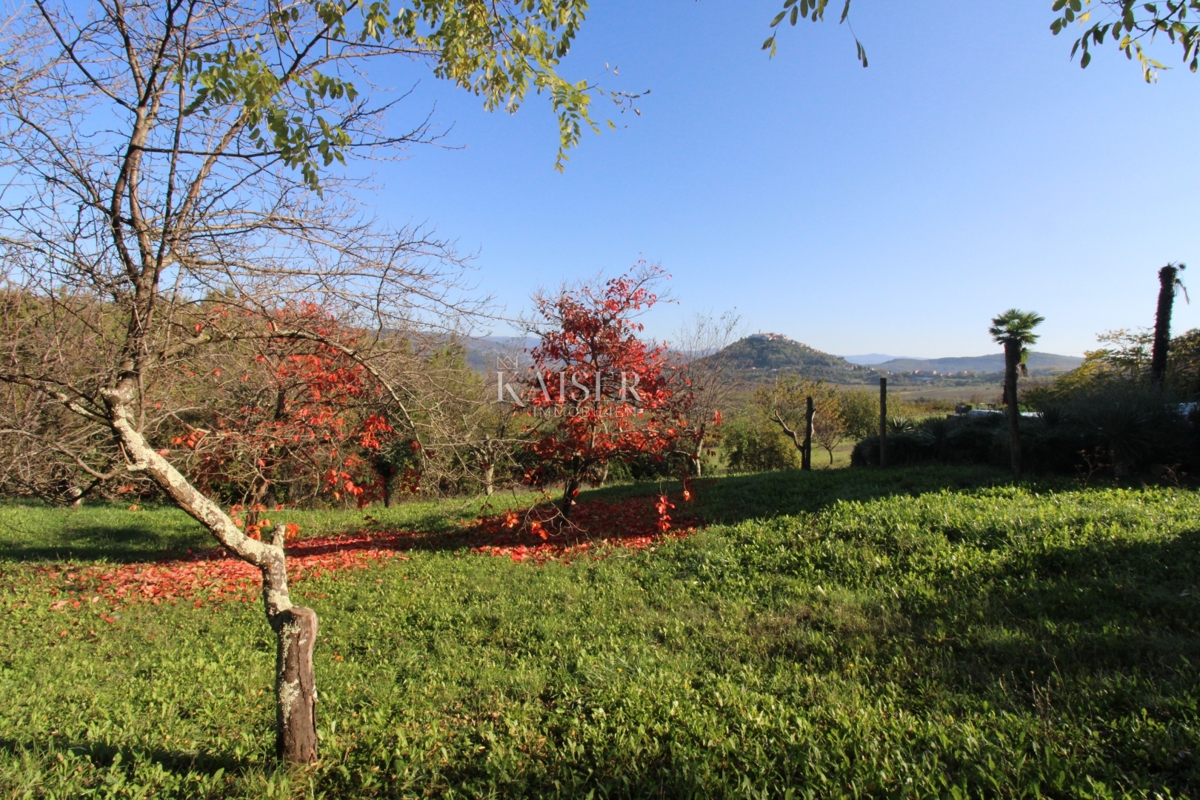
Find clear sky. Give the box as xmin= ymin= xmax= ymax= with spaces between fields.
xmin=364 ymin=1 xmax=1200 ymax=358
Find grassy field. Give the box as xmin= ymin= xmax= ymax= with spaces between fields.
xmin=1 ymin=467 xmax=1199 ymax=798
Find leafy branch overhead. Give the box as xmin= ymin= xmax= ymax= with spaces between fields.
xmin=180 ymin=0 xmax=619 ymax=187
xmin=764 ymin=1 xmax=1199 ymax=81
xmin=762 ymin=0 xmax=866 ymax=65
xmin=1051 ymin=0 xmax=1199 ymax=80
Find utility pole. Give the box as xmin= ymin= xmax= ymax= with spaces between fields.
xmin=879 ymin=377 xmax=888 ymax=468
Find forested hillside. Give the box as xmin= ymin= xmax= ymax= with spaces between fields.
xmin=694 ymin=335 xmax=1080 ymax=388
xmin=879 ymin=352 xmax=1083 ymax=374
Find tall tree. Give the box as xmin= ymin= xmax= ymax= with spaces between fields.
xmin=0 ymin=0 xmax=609 ymax=763
xmin=1151 ymin=263 xmax=1187 ymax=389
xmin=989 ymin=309 xmax=1045 ymax=479
xmin=835 ymin=387 xmax=879 ymax=441
xmin=520 ymin=263 xmax=692 ymax=519
xmin=812 ymin=393 xmax=849 ymax=465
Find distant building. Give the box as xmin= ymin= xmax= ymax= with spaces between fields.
xmin=748 ymin=332 xmax=795 ymax=344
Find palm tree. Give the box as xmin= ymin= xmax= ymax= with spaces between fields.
xmin=990 ymin=309 xmax=1045 ymax=479
xmin=1150 ymin=263 xmax=1187 ymax=390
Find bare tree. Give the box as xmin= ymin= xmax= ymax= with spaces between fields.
xmin=391 ymin=338 xmax=531 ymax=499
xmin=671 ymin=311 xmax=742 ymax=477
xmin=0 ymin=0 xmax=606 ymax=763
xmin=0 ymin=286 xmax=129 ymax=504
xmin=812 ymin=394 xmax=848 ymax=466
xmin=460 ymin=342 xmax=533 ymax=497
xmin=754 ymin=374 xmax=838 ymax=468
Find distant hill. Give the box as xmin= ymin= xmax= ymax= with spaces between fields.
xmin=463 ymin=333 xmax=1084 ymax=387
xmin=696 ymin=334 xmax=1084 ymax=389
xmin=877 ymin=352 xmax=1083 ymax=375
xmin=841 ymin=353 xmax=922 ymax=365
xmin=461 ymin=336 xmax=537 ymax=373
xmin=698 ymin=334 xmax=873 ymax=383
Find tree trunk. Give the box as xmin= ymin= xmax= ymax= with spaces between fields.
xmin=483 ymin=463 xmax=495 ymax=496
xmin=245 ymin=479 xmax=273 ymax=526
xmin=270 ymin=601 xmax=319 ymax=762
xmin=380 ymin=463 xmax=398 ymax=508
xmin=262 ymin=525 xmax=319 ymax=763
xmin=1151 ymin=264 xmax=1178 ymax=390
xmin=1004 ymin=340 xmax=1022 ymax=479
xmin=801 ymin=396 xmax=813 ymax=471
xmin=101 ymin=386 xmax=320 ymax=764
xmin=691 ymin=426 xmax=706 ymax=479
xmin=769 ymin=410 xmax=804 ymax=460
xmin=560 ymin=476 xmax=581 ymax=519
xmin=879 ymin=378 xmax=888 ymax=468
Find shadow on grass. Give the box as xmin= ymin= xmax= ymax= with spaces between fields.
xmin=0 ymin=494 xmax=674 ymax=568
xmin=0 ymin=523 xmax=212 ymax=564
xmin=690 ymin=464 xmax=1019 ymax=525
xmin=0 ymin=466 xmax=1087 ymax=566
xmin=0 ymin=526 xmax=469 ymax=567
xmin=0 ymin=736 xmax=250 ymax=778
xmin=554 ymin=464 xmax=1021 ymax=516
xmin=899 ymin=530 xmax=1200 ymax=792
xmin=935 ymin=529 xmax=1200 ymax=685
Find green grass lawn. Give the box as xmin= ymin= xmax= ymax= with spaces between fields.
xmin=1 ymin=467 xmax=1199 ymax=798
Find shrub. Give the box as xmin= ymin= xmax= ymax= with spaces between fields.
xmin=944 ymin=418 xmax=1002 ymax=465
xmin=849 ymin=395 xmax=1200 ymax=479
xmin=851 ymin=432 xmax=937 ymax=466
xmin=1053 ymin=383 xmax=1195 ymax=477
xmin=722 ymin=415 xmax=802 ymax=473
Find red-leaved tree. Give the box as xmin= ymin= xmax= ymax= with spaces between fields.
xmin=168 ymin=303 xmax=398 ymax=523
xmin=521 ymin=263 xmax=693 ymax=519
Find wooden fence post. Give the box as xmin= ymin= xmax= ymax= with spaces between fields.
xmin=879 ymin=377 xmax=888 ymax=468
xmin=802 ymin=395 xmax=814 ymax=471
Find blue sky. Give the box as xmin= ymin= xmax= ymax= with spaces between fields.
xmin=365 ymin=1 xmax=1199 ymax=357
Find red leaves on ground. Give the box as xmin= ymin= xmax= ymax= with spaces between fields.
xmin=40 ymin=495 xmax=692 ymax=609
xmin=468 ymin=494 xmax=696 ymax=564
xmin=41 ymin=532 xmax=413 ymax=607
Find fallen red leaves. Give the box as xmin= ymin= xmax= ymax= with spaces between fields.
xmin=468 ymin=494 xmax=697 ymax=564
xmin=41 ymin=531 xmax=414 ymax=607
xmin=40 ymin=495 xmax=693 ymax=608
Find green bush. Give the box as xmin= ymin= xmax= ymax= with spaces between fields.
xmin=852 ymin=385 xmax=1200 ymax=478
xmin=721 ymin=415 xmax=801 ymax=473
xmin=850 ymin=432 xmax=937 ymax=466
xmin=1027 ymin=383 xmax=1199 ymax=477
xmin=944 ymin=418 xmax=1001 ymax=464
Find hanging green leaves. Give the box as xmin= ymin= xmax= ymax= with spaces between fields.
xmin=178 ymin=0 xmax=612 ymax=188
xmin=1050 ymin=0 xmax=1198 ymax=82
xmin=762 ymin=0 xmax=866 ymax=66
